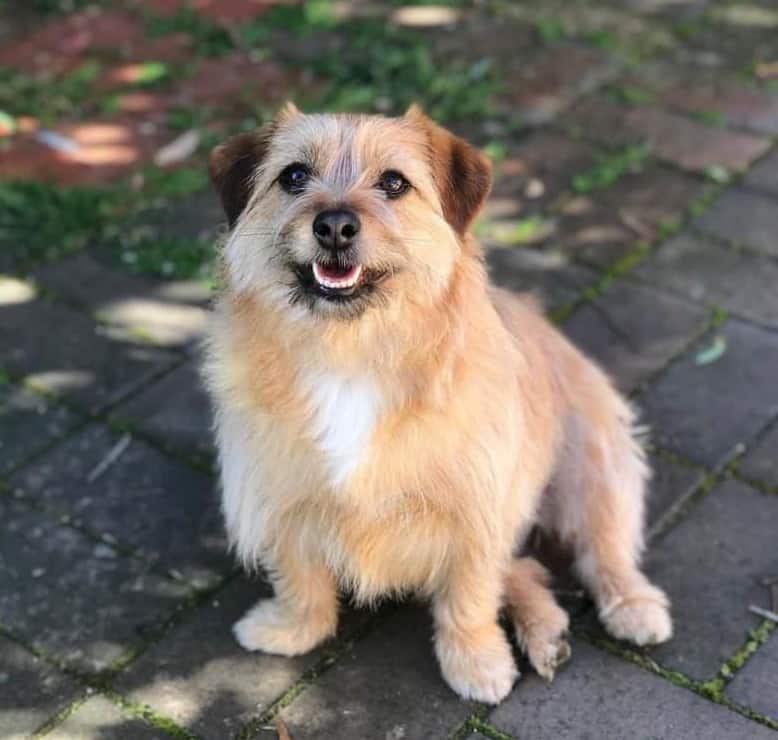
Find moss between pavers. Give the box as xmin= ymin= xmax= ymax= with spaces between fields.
xmin=31 ymin=691 xmax=93 ymax=738
xmin=233 ymin=607 xmax=394 ymax=740
xmin=579 ymin=628 xmax=778 ymax=732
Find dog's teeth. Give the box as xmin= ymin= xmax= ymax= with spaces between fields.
xmin=313 ymin=263 xmax=362 ymax=290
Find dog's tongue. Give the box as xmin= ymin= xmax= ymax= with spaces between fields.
xmin=313 ymin=262 xmax=362 ymax=288
xmin=317 ymin=263 xmax=355 ymax=280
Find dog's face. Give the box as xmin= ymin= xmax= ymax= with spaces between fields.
xmin=210 ymin=105 xmax=491 ymax=320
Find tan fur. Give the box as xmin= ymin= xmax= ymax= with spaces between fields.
xmin=203 ymin=107 xmax=672 ymax=704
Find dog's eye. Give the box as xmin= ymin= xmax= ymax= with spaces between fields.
xmin=378 ymin=170 xmax=410 ymax=198
xmin=278 ymin=163 xmax=311 ymax=194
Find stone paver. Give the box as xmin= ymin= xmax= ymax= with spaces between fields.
xmin=45 ymin=695 xmax=164 ymax=740
xmin=487 ymin=131 xmax=599 ymax=217
xmin=0 ymin=277 xmax=177 ymax=414
xmin=659 ymin=81 xmax=778 ymax=135
xmin=10 ymin=425 xmax=227 ymax=587
xmin=647 ymin=453 xmax=706 ymax=532
xmin=33 ymin=252 xmax=210 ymax=350
xmin=646 ymin=480 xmax=778 ymax=680
xmin=506 ymin=46 xmax=616 ymax=126
xmin=640 ymin=320 xmax=778 ymax=467
xmin=740 ymin=423 xmax=778 ymax=489
xmin=116 ymin=575 xmax=360 ymax=739
xmin=555 ymin=166 xmax=707 ymax=266
xmin=695 ymin=188 xmax=778 ymax=258
xmin=274 ymin=606 xmax=473 ymax=740
xmin=486 ymin=247 xmax=598 ymax=311
xmin=567 ymin=97 xmax=771 ymax=172
xmin=0 ymin=383 xmax=80 ymax=476
xmin=0 ymin=637 xmax=82 ymax=739
xmin=634 ymin=231 xmax=778 ymax=327
xmin=111 ymin=362 xmax=214 ymax=461
xmin=563 ymin=279 xmax=707 ymax=393
xmin=489 ymin=639 xmax=777 ymax=740
xmin=744 ymin=149 xmax=778 ymax=197
xmin=726 ymin=634 xmax=778 ymax=722
xmin=0 ymin=497 xmax=188 ymax=673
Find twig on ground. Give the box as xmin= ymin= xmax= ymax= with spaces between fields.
xmin=748 ymin=604 xmax=778 ymax=623
xmin=86 ymin=434 xmax=131 ymax=483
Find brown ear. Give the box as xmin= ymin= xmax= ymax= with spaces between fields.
xmin=406 ymin=106 xmax=492 ymax=235
xmin=208 ymin=129 xmax=272 ymax=228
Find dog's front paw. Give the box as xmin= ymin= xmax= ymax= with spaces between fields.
xmin=233 ymin=599 xmax=336 ymax=656
xmin=601 ymin=586 xmax=672 ymax=646
xmin=517 ymin=607 xmax=571 ymax=682
xmin=435 ymin=625 xmax=519 ymax=704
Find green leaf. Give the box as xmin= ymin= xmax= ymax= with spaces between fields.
xmin=695 ymin=335 xmax=727 ymax=366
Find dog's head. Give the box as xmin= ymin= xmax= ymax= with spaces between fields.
xmin=210 ymin=104 xmax=491 ymax=320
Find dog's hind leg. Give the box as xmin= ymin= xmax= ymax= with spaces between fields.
xmin=554 ymin=406 xmax=672 ymax=646
xmin=505 ymin=557 xmax=571 ymax=681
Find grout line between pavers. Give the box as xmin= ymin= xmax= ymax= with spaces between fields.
xmin=30 ymin=690 xmax=94 ymax=738
xmin=0 ymin=564 xmax=239 ymax=687
xmin=688 ymin=221 xmax=778 ymax=268
xmin=233 ymin=604 xmax=399 ymax=740
xmin=645 ymin=409 xmax=778 ymax=544
xmin=577 ymin=623 xmax=778 ymax=732
xmin=25 ymin=276 xmax=194 ymax=360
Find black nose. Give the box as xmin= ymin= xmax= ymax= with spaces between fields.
xmin=312 ymin=209 xmax=361 ymax=250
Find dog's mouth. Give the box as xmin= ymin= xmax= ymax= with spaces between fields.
xmin=292 ymin=258 xmax=388 ymax=306
xmin=311 ymin=261 xmax=364 ymax=295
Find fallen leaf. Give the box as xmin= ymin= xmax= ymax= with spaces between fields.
xmin=274 ymin=716 xmax=292 ymax=740
xmin=0 ymin=110 xmax=16 ymax=137
xmin=755 ymin=60 xmax=778 ymax=79
xmin=695 ymin=335 xmax=727 ymax=366
xmin=154 ymin=129 xmax=200 ymax=167
xmin=35 ymin=129 xmax=79 ymax=154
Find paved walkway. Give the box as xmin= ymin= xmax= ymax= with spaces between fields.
xmin=1 ymin=1 xmax=777 ymax=738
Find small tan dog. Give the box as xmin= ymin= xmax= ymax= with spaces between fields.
xmin=203 ymin=104 xmax=672 ymax=704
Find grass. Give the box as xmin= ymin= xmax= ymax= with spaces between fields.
xmin=605 ymin=84 xmax=655 ymax=106
xmin=0 ymin=181 xmax=117 ymax=266
xmin=295 ymin=16 xmax=499 ymax=121
xmin=572 ymin=145 xmax=651 ymax=194
xmin=144 ymin=6 xmax=234 ymax=57
xmin=115 ymin=234 xmax=216 ymax=281
xmin=0 ymin=61 xmax=101 ymax=123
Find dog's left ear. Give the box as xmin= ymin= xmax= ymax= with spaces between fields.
xmin=209 ymin=103 xmax=301 ymax=227
xmin=405 ymin=105 xmax=492 ymax=236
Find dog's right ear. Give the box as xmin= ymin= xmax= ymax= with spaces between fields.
xmin=209 ymin=103 xmax=300 ymax=227
xmin=209 ymin=129 xmax=272 ymax=228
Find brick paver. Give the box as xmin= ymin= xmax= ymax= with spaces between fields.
xmin=0 ymin=638 xmax=82 ymax=738
xmin=45 ymin=695 xmax=163 ymax=739
xmin=634 ymin=231 xmax=778 ymax=327
xmin=646 ymin=480 xmax=777 ymax=680
xmin=0 ymin=383 xmax=79 ymax=476
xmin=641 ymin=320 xmax=778 ymax=467
xmin=0 ymin=497 xmax=189 ymax=674
xmin=112 ymin=361 xmax=214 ymax=461
xmin=2 ymin=1 xmax=778 ymax=737
xmin=10 ymin=424 xmax=228 ymax=587
xmin=562 ymin=279 xmax=707 ymax=393
xmin=727 ymin=634 xmax=778 ymax=723
xmin=695 ymin=188 xmax=778 ymax=258
xmin=489 ymin=640 xmax=777 ymax=740
xmin=116 ymin=576 xmax=367 ymax=739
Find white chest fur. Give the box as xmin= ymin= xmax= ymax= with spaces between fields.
xmin=299 ymin=369 xmax=383 ymax=489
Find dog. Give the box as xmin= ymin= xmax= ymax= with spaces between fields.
xmin=202 ymin=103 xmax=672 ymax=704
